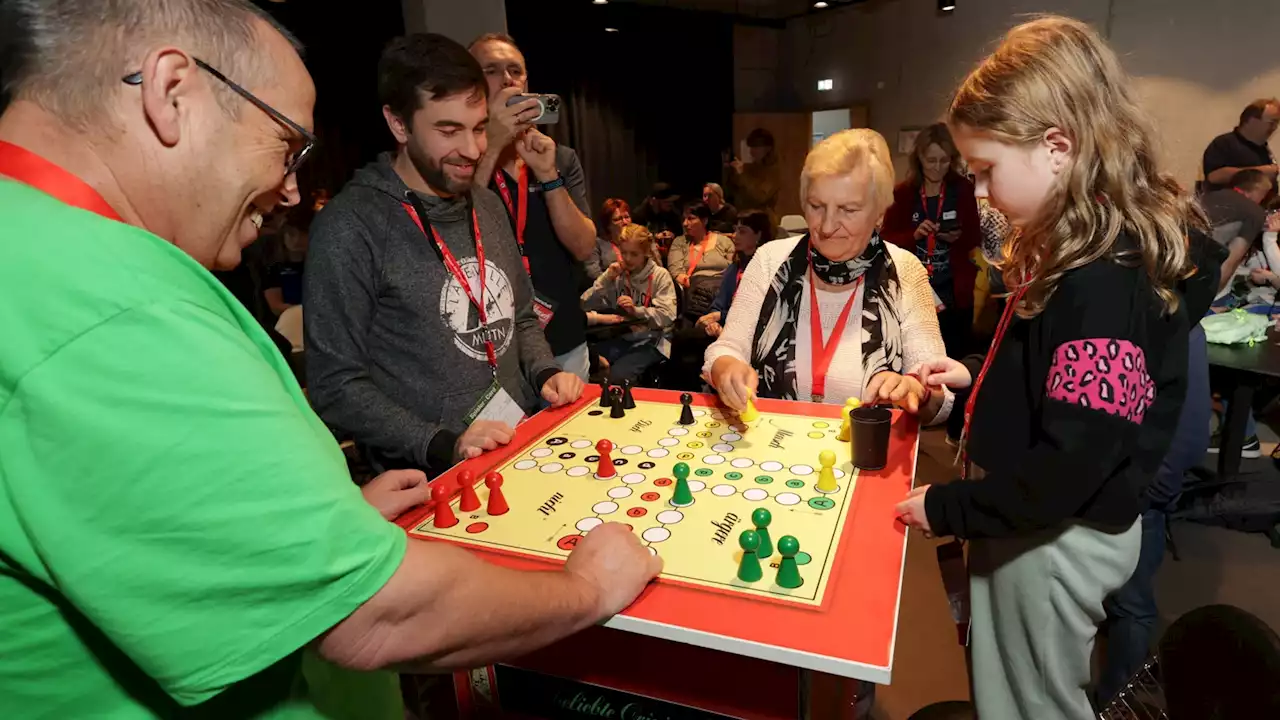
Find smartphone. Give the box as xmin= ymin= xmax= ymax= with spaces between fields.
xmin=507 ymin=93 xmax=561 ymax=124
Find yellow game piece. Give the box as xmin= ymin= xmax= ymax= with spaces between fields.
xmin=836 ymin=406 xmax=853 ymax=442
xmin=845 ymin=397 xmax=862 ymax=411
xmin=740 ymin=390 xmax=759 ymax=423
xmin=816 ymin=450 xmax=839 ymax=493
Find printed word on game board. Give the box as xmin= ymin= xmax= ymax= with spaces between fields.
xmin=410 ymin=393 xmax=859 ymax=607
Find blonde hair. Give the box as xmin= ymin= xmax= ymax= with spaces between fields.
xmin=800 ymin=129 xmax=896 ymax=217
xmin=948 ymin=15 xmax=1202 ymax=318
xmin=619 ymin=223 xmax=654 ymax=252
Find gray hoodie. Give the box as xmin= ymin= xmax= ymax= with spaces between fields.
xmin=304 ymin=154 xmax=559 ymax=473
xmin=580 ymin=259 xmax=677 ymax=356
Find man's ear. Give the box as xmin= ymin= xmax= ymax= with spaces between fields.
xmin=382 ymin=106 xmax=410 ymax=145
xmin=140 ymin=48 xmax=200 ymax=147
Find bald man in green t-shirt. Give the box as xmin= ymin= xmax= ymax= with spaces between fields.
xmin=0 ymin=2 xmax=660 ymax=718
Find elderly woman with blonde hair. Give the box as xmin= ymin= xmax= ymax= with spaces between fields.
xmin=704 ymin=129 xmax=952 ymax=423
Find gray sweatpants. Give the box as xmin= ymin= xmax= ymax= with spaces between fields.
xmin=968 ymin=519 xmax=1141 ymax=720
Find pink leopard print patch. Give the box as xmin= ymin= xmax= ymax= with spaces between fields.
xmin=1046 ymin=338 xmax=1154 ymax=424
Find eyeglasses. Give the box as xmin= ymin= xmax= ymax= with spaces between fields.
xmin=123 ymin=58 xmax=316 ymax=177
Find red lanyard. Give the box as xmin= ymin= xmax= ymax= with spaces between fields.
xmin=920 ymin=182 xmax=946 ymax=274
xmin=807 ymin=254 xmax=865 ymax=403
xmin=961 ymin=284 xmax=1028 ymax=478
xmin=0 ymin=140 xmax=123 ymax=222
xmin=402 ymin=202 xmax=499 ymax=371
xmin=686 ymin=236 xmax=711 ymax=277
xmin=623 ymin=271 xmax=654 ymax=307
xmin=493 ymin=165 xmax=532 ymax=276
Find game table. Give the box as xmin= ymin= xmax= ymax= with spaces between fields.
xmin=395 ymin=386 xmax=919 ymax=719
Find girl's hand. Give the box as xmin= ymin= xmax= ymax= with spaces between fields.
xmin=895 ymin=486 xmax=933 ymax=536
xmin=913 ymin=357 xmax=973 ymax=390
xmin=618 ymin=295 xmax=637 ymax=315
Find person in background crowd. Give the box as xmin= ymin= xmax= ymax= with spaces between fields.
xmin=469 ymin=32 xmax=597 ymax=382
xmin=0 ymin=5 xmax=658 ymax=718
xmin=632 ymin=181 xmax=683 ymax=257
xmin=705 ymin=129 xmax=953 ymax=426
xmin=264 ymin=205 xmax=312 ymax=317
xmin=582 ymin=225 xmax=678 ymax=384
xmin=1201 ymin=98 xmax=1280 ymax=194
xmin=305 ymin=34 xmax=583 ymax=477
xmin=696 ymin=209 xmax=773 ymax=339
xmin=1204 ymin=168 xmax=1274 ymax=294
xmin=668 ymin=203 xmax=736 ymax=319
xmin=702 ymin=182 xmax=738 ymax=233
xmin=585 ymin=197 xmax=630 ymax=280
xmin=895 ymin=17 xmax=1213 ymax=720
xmin=882 ymin=123 xmax=981 ymax=443
xmin=724 ymin=127 xmax=781 ymax=227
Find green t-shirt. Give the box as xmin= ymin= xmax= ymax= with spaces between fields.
xmin=0 ymin=179 xmax=407 ymax=718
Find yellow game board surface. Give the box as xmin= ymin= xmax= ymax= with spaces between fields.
xmin=410 ymin=396 xmax=859 ymax=607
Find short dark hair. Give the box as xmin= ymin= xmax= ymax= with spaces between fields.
xmin=736 ymin=210 xmax=774 ymax=244
xmin=684 ymin=202 xmax=712 ymax=224
xmin=1230 ymin=168 xmax=1271 ymax=193
xmin=378 ymin=33 xmax=487 ymax=123
xmin=746 ymin=128 xmax=774 ymax=148
xmin=1239 ymin=98 xmax=1279 ymax=126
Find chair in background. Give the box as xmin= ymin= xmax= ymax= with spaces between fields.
xmin=780 ymin=214 xmax=807 ymax=237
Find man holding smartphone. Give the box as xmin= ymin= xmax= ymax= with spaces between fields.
xmin=469 ymin=33 xmax=597 ymax=382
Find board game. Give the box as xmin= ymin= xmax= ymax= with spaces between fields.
xmin=397 ymin=386 xmax=919 ymax=684
xmin=410 ymin=389 xmax=860 ymax=606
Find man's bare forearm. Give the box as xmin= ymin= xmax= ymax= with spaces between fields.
xmin=543 ymin=188 xmax=596 ymax=260
xmin=317 ymin=539 xmax=601 ymax=673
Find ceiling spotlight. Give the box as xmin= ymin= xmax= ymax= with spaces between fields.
xmin=593 ymin=0 xmax=608 ymax=5
xmin=814 ymin=1 xmax=829 ymax=7
xmin=939 ymin=0 xmax=956 ymax=10
xmin=605 ymin=27 xmax=619 ymax=32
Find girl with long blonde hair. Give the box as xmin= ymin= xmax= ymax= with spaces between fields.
xmin=894 ymin=16 xmax=1216 ymax=719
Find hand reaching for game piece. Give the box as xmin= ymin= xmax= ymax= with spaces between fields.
xmin=541 ymin=371 xmax=585 ymax=408
xmin=708 ymin=356 xmax=759 ymax=412
xmin=361 ymin=469 xmax=432 ymax=520
xmin=454 ymin=420 xmax=516 ymax=462
xmin=564 ymin=523 xmax=664 ymax=618
xmin=895 ymin=486 xmax=934 ymax=537
xmin=913 ymin=356 xmax=973 ymax=390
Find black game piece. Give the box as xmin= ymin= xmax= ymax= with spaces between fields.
xmin=679 ymin=392 xmax=696 ymax=425
xmin=622 ymin=379 xmax=636 ymax=409
xmin=599 ymin=380 xmax=612 ymax=407
xmin=610 ymin=387 xmax=626 ymax=418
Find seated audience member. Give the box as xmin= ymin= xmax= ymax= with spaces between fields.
xmin=1203 ymin=168 xmax=1274 ymax=294
xmin=632 ymin=182 xmax=682 ymax=257
xmin=697 ymin=210 xmax=773 ymax=338
xmin=724 ymin=128 xmax=781 ymax=226
xmin=881 ymin=122 xmax=981 ymax=358
xmin=264 ymin=213 xmax=309 ymax=317
xmin=582 ymin=225 xmax=677 ymax=384
xmin=305 ymin=34 xmax=582 ymax=477
xmin=705 ymin=129 xmax=952 ymax=424
xmin=668 ymin=203 xmax=736 ymax=321
xmin=702 ymin=182 xmax=738 ymax=233
xmin=585 ymin=197 xmax=630 ymax=280
xmin=1201 ymin=98 xmax=1279 ymax=194
xmin=0 ymin=7 xmax=657 ymax=718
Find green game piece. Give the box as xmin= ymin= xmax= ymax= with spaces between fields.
xmin=737 ymin=530 xmax=763 ymax=582
xmin=671 ymin=462 xmax=694 ymax=506
xmin=752 ymin=508 xmax=774 ymax=559
xmin=775 ymin=535 xmax=803 ymax=589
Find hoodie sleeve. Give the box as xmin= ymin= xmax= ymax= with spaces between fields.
xmin=580 ymin=271 xmax=617 ymax=310
xmin=634 ymin=268 xmax=678 ymax=330
xmin=303 ymin=207 xmax=449 ymax=469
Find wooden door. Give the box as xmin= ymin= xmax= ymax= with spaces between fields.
xmin=731 ymin=112 xmax=811 ymax=220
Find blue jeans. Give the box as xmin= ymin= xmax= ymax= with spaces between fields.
xmin=1218 ymin=400 xmax=1258 ymax=438
xmin=1098 ymin=325 xmax=1210 ymax=703
xmin=597 ymin=338 xmax=664 ymax=386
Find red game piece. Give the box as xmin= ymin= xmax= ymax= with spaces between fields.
xmin=596 ymin=439 xmax=616 ymax=479
xmin=457 ymin=469 xmax=481 ymax=512
xmin=485 ymin=472 xmax=509 ymax=516
xmin=432 ymin=482 xmax=459 ymax=528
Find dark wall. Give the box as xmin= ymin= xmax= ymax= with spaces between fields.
xmin=505 ymin=2 xmax=735 ymax=213
xmin=253 ymin=0 xmax=405 ymax=198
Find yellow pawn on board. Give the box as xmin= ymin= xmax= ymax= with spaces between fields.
xmin=740 ymin=390 xmax=759 ymax=423
xmin=817 ymin=450 xmax=839 ymax=493
xmin=836 ymin=397 xmax=860 ymax=442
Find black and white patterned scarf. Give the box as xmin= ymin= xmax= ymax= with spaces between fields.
xmin=749 ymin=232 xmax=904 ymax=400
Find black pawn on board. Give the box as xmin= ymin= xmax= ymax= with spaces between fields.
xmin=599 ymin=380 xmax=612 ymax=407
xmin=622 ymin=379 xmax=636 ymax=409
xmin=678 ymin=392 xmax=696 ymax=425
xmin=610 ymin=387 xmax=626 ymax=419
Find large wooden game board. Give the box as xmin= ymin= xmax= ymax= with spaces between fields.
xmin=410 ymin=392 xmax=860 ymax=607
xmin=397 ymin=387 xmax=919 ymax=684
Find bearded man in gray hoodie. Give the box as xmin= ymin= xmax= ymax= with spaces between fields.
xmin=305 ymin=33 xmax=583 ymax=477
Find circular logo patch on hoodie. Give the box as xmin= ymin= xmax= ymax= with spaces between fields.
xmin=439 ymin=258 xmax=515 ymax=363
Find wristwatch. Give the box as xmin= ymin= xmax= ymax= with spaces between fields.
xmin=540 ymin=175 xmax=566 ymax=192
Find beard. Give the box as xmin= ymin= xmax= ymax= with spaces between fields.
xmin=406 ymin=139 xmax=475 ymax=197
